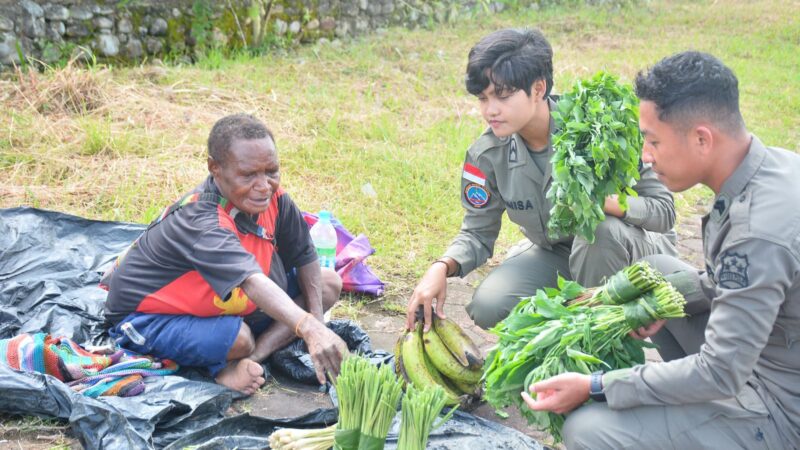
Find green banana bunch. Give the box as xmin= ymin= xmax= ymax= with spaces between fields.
xmin=432 ymin=316 xmax=484 ymax=371
xmin=395 ymin=317 xmax=485 ymax=404
xmin=397 ymin=323 xmax=461 ymax=406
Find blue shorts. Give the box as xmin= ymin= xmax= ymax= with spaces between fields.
xmin=109 ymin=270 xmax=301 ymax=376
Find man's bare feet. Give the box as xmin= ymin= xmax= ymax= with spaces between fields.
xmin=215 ymin=358 xmax=265 ymax=395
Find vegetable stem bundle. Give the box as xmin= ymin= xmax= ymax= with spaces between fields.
xmin=586 ymin=261 xmax=665 ymax=305
xmin=334 ymin=356 xmax=370 ymax=450
xmin=359 ymin=363 xmax=404 ymax=450
xmin=396 ymin=384 xmax=456 ymax=450
xmin=333 ymin=354 xmax=405 ymax=450
xmin=268 ymin=423 xmax=336 ymax=450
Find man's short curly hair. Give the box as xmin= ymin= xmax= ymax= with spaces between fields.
xmin=207 ymin=114 xmax=274 ymax=165
xmin=634 ymin=51 xmax=745 ymax=134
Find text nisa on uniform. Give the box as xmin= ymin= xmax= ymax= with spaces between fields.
xmin=505 ymin=200 xmax=534 ymax=210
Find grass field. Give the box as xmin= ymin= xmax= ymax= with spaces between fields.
xmin=1 ymin=0 xmax=798 ymax=299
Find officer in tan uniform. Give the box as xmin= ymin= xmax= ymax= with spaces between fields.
xmin=522 ymin=51 xmax=799 ymax=449
xmin=406 ymin=28 xmax=677 ymax=331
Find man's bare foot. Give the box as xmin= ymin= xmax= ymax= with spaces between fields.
xmin=215 ymin=358 xmax=265 ymax=395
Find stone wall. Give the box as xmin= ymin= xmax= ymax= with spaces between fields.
xmin=0 ymin=0 xmax=513 ymax=67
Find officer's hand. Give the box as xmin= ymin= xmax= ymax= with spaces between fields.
xmin=629 ymin=319 xmax=666 ymax=340
xmin=406 ymin=263 xmax=448 ymax=332
xmin=299 ymin=318 xmax=349 ymax=385
xmin=521 ymin=372 xmax=591 ymax=415
xmin=603 ymin=195 xmax=625 ymax=218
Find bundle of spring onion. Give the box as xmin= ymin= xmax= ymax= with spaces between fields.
xmin=268 ymin=423 xmax=336 ymax=450
xmin=483 ymin=266 xmax=686 ymax=442
xmin=396 ymin=383 xmax=456 ymax=450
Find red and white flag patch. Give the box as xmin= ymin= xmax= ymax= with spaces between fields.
xmin=463 ymin=163 xmax=486 ymax=186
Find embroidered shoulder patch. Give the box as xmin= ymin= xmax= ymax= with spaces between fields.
xmin=464 ymin=183 xmax=490 ymax=208
xmin=718 ymin=251 xmax=749 ymax=289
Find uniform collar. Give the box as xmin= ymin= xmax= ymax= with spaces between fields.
xmin=711 ymin=135 xmax=766 ymax=220
xmin=507 ymin=97 xmax=558 ymax=181
xmin=506 ymin=134 xmax=527 ymax=169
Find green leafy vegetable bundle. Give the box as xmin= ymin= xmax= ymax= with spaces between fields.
xmin=547 ymin=71 xmax=644 ymax=242
xmin=483 ymin=263 xmax=686 ymax=442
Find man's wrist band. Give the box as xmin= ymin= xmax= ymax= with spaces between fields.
xmin=294 ymin=312 xmax=314 ymax=337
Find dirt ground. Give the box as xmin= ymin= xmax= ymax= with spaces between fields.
xmin=0 ymin=216 xmax=704 ymax=449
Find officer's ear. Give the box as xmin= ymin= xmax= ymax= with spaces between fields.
xmin=694 ymin=125 xmax=714 ymax=156
xmin=530 ymin=79 xmax=547 ymax=100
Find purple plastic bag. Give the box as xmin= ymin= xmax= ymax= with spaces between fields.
xmin=303 ymin=213 xmax=385 ymax=296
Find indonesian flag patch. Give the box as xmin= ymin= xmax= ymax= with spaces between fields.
xmin=463 ymin=163 xmax=486 ymax=186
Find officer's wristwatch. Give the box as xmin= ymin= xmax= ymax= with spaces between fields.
xmin=589 ymin=370 xmax=606 ymax=402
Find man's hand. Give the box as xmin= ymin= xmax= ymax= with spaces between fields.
xmin=521 ymin=372 xmax=591 ymax=415
xmin=299 ymin=317 xmax=348 ymax=385
xmin=406 ymin=262 xmax=448 ymax=332
xmin=629 ymin=319 xmax=666 ymax=340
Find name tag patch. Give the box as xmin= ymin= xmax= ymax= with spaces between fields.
xmin=464 ymin=183 xmax=490 ymax=208
xmin=505 ymin=200 xmax=534 ymax=210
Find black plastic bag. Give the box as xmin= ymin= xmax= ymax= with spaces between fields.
xmin=269 ymin=319 xmax=393 ymax=385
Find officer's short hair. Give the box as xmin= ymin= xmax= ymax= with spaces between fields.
xmin=465 ymin=28 xmax=553 ymax=100
xmin=208 ymin=114 xmax=274 ymax=165
xmin=635 ymin=51 xmax=745 ymax=134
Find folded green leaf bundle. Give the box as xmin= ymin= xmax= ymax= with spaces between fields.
xmin=588 ymin=261 xmax=665 ymax=305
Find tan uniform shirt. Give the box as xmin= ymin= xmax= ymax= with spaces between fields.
xmin=444 ymin=99 xmax=677 ymax=276
xmin=605 ymin=136 xmax=800 ymax=448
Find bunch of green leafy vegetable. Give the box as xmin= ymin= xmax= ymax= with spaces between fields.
xmin=483 ymin=268 xmax=686 ymax=442
xmin=547 ymin=71 xmax=644 ymax=242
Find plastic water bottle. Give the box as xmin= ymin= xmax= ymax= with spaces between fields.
xmin=310 ymin=210 xmax=337 ymax=269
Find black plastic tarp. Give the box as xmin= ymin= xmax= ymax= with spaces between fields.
xmin=164 ymin=409 xmax=544 ymax=450
xmin=0 ymin=207 xmax=543 ymax=449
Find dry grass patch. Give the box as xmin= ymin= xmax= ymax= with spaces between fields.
xmin=7 ymin=61 xmax=110 ymax=116
xmin=0 ymin=62 xmax=284 ymax=222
